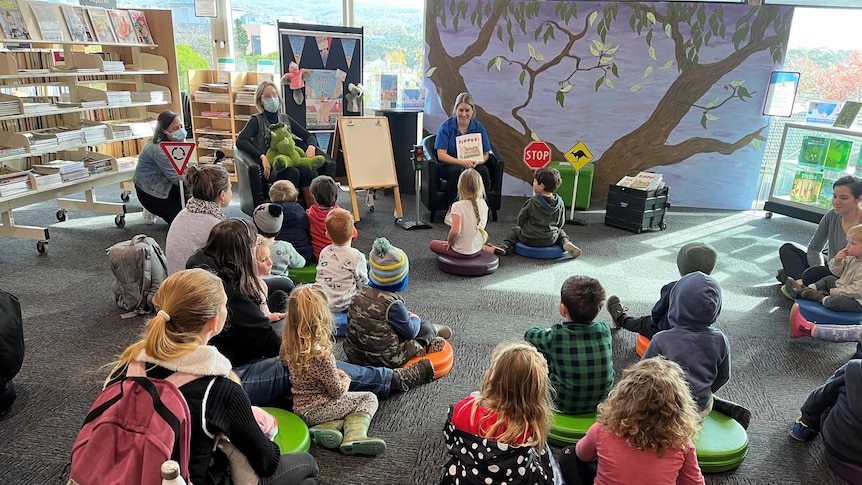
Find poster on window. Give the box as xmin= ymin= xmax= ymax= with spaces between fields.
xmin=305 ymin=69 xmax=344 ymax=129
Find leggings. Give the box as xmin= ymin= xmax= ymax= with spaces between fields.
xmin=135 ymin=184 xmax=182 ymax=224
xmin=438 ymin=163 xmax=491 ymax=207
xmin=259 ymin=452 xmax=318 ymax=485
xmin=779 ymin=242 xmax=832 ymax=284
xmin=429 ymin=240 xmax=480 ymax=258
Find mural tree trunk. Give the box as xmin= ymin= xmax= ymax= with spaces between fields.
xmin=425 ymin=1 xmax=791 ymax=201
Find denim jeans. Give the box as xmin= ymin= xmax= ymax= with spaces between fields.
xmin=235 ymin=357 xmax=393 ymax=407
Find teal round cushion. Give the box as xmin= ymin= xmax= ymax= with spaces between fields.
xmin=288 ymin=264 xmax=317 ymax=284
xmin=259 ymin=407 xmax=311 ymax=453
xmin=694 ymin=410 xmax=749 ymax=473
xmin=548 ymin=412 xmax=597 ymax=446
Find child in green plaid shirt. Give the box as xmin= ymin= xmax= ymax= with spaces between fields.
xmin=525 ymin=276 xmax=614 ymax=415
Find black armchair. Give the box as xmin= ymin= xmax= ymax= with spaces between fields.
xmin=420 ymin=134 xmax=505 ymax=223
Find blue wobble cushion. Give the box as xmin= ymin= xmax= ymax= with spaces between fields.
xmin=333 ymin=312 xmax=348 ymax=337
xmin=694 ymin=410 xmax=749 ymax=473
xmin=259 ymin=407 xmax=311 ymax=453
xmin=548 ymin=412 xmax=597 ymax=446
xmin=437 ymin=252 xmax=499 ymax=276
xmin=513 ymin=242 xmax=567 ymax=259
xmin=795 ymin=298 xmax=862 ymax=324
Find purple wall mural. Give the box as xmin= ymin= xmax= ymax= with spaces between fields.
xmin=424 ymin=1 xmax=793 ymax=209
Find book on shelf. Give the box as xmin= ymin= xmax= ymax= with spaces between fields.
xmin=102 ymin=60 xmax=126 ymax=72
xmin=84 ymin=157 xmax=114 ymax=175
xmin=60 ymin=167 xmax=90 ymax=182
xmin=824 ymin=139 xmax=853 ymax=171
xmin=0 ymin=0 xmax=31 ymax=40
xmin=61 ymin=5 xmax=94 ymax=43
xmin=29 ymin=172 xmax=62 ymax=189
xmin=834 ymin=101 xmax=862 ymax=129
xmin=455 ymin=133 xmax=484 ymax=163
xmin=115 ymin=156 xmax=137 ymax=171
xmin=28 ymin=2 xmax=66 ymax=42
xmin=31 ymin=160 xmax=85 ymax=174
xmin=127 ymin=10 xmax=154 ymax=45
xmin=790 ymin=171 xmax=824 ymax=204
xmin=0 ymin=147 xmax=27 ymax=158
xmin=87 ymin=7 xmax=117 ymax=44
xmin=0 ymin=179 xmax=31 ymax=196
xmin=798 ymin=136 xmax=828 ymax=166
xmin=108 ymin=9 xmax=136 ymax=45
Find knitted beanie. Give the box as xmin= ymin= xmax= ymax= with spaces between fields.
xmin=253 ymin=203 xmax=283 ymax=238
xmin=368 ymin=237 xmax=409 ymax=292
xmin=676 ymin=242 xmax=718 ymax=277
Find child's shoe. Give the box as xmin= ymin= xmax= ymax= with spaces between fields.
xmin=309 ymin=419 xmax=344 ymax=449
xmin=790 ymin=318 xmax=813 ymax=339
xmin=562 ymin=241 xmax=582 ymax=258
xmin=780 ymin=284 xmax=794 ymax=300
xmin=391 ymin=358 xmax=434 ymax=392
xmin=712 ymin=397 xmax=751 ymax=430
xmin=606 ymin=295 xmax=626 ymax=328
xmin=339 ymin=412 xmax=386 ymax=456
xmin=142 ymin=208 xmax=155 ymax=225
xmin=491 ymin=243 xmax=509 ymax=255
xmin=784 ymin=277 xmax=803 ymax=299
xmin=426 ymin=337 xmax=446 ymax=354
xmin=790 ymin=418 xmax=817 ymax=441
xmin=433 ymin=324 xmax=452 ymax=339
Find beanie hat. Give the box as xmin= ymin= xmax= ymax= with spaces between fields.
xmin=676 ymin=242 xmax=718 ymax=277
xmin=253 ymin=203 xmax=283 ymax=238
xmin=368 ymin=237 xmax=409 ymax=292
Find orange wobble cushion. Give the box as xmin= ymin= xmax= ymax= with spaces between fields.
xmin=401 ymin=340 xmax=453 ymax=380
xmin=635 ymin=334 xmax=650 ymax=358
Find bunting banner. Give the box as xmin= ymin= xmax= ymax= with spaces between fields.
xmin=288 ymin=35 xmax=305 ymax=65
xmin=341 ymin=38 xmax=357 ymax=69
xmin=315 ymin=35 xmax=332 ymax=66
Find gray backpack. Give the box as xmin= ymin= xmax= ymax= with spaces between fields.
xmin=107 ymin=235 xmax=168 ymax=315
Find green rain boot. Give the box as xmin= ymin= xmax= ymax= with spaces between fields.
xmin=309 ymin=419 xmax=343 ymax=449
xmin=339 ymin=412 xmax=386 ymax=456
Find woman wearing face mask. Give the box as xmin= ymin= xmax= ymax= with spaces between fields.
xmin=236 ymin=81 xmax=328 ymax=208
xmin=133 ymin=110 xmax=187 ymax=224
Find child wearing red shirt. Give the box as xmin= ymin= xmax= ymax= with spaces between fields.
xmin=306 ymin=175 xmax=357 ymax=260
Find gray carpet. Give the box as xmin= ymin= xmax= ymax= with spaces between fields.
xmin=0 ymin=185 xmax=852 ymax=484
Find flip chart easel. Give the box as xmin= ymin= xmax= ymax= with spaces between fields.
xmin=331 ymin=117 xmax=403 ymax=222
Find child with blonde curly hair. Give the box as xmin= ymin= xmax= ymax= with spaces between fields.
xmin=560 ymin=356 xmax=705 ymax=485
xmin=281 ymin=284 xmax=386 ymax=456
xmin=442 ymin=341 xmax=557 ymax=484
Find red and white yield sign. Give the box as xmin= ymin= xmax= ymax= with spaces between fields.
xmin=160 ymin=142 xmax=196 ymax=175
xmin=523 ymin=140 xmax=552 ymax=170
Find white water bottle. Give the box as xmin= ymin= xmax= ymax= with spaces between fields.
xmin=161 ymin=460 xmax=187 ymax=485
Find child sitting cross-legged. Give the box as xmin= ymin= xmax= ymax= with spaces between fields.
xmin=281 ymin=284 xmax=386 ymax=456
xmin=269 ymin=180 xmax=313 ymax=263
xmin=786 ymin=224 xmax=862 ymax=313
xmin=307 ymin=175 xmax=357 ymax=260
xmin=559 ymin=357 xmax=705 ymax=485
xmin=344 ymin=237 xmax=452 ymax=368
xmin=442 ymin=342 xmax=557 ymax=485
xmin=493 ymin=166 xmax=581 ymax=258
xmin=316 ymin=208 xmax=368 ymax=314
xmin=429 ymin=169 xmax=499 ymax=258
xmin=254 ymin=202 xmax=306 ymax=277
xmin=525 ymin=275 xmax=614 ymax=415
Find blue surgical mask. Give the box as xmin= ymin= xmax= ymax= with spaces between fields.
xmin=170 ymin=127 xmax=186 ymax=141
xmin=263 ymin=97 xmax=280 ymax=113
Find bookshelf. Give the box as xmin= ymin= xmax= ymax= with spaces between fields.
xmin=188 ymin=69 xmax=273 ymax=182
xmin=0 ymin=2 xmax=180 ymax=253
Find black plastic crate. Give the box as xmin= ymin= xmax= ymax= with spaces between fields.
xmin=604 ymin=185 xmax=669 ymax=233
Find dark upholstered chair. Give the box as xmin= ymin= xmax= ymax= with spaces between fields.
xmin=234 ymin=143 xmax=336 ymax=217
xmin=420 ymin=134 xmax=505 ymax=223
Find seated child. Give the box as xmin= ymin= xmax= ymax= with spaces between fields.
xmin=790 ymin=359 xmax=862 ymax=484
xmin=443 ymin=342 xmax=556 ymax=485
xmin=786 ymin=224 xmax=862 ymax=313
xmin=525 ymin=275 xmax=613 ymax=415
xmin=494 ymin=166 xmax=581 ymax=258
xmin=282 ymin=285 xmax=386 ymax=456
xmin=316 ymin=208 xmax=368 ymax=314
xmin=344 ymin=237 xmax=452 ymax=368
xmin=643 ymin=271 xmax=751 ymax=428
xmin=429 ymin=169 xmax=499 ymax=258
xmin=269 ymin=180 xmax=313 ymax=262
xmin=307 ymin=175 xmax=357 ymax=260
xmin=607 ymin=242 xmax=717 ymax=339
xmin=252 ymin=236 xmax=286 ymax=323
xmin=560 ymin=357 xmax=705 ymax=485
xmin=254 ymin=202 xmax=305 ymax=276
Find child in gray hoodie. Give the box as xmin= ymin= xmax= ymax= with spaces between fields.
xmin=643 ymin=271 xmax=751 ymax=429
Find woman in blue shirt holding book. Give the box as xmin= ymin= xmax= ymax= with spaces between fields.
xmin=434 ymin=92 xmax=492 ymax=208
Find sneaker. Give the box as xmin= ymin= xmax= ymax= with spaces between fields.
xmin=780 ymin=284 xmax=794 ymax=300
xmin=426 ymin=337 xmax=446 ymax=354
xmin=606 ymin=295 xmax=626 ymax=328
xmin=562 ymin=241 xmax=582 ymax=258
xmin=142 ymin=208 xmax=155 ymax=225
xmin=492 ymin=244 xmax=509 ymax=256
xmin=433 ymin=324 xmax=453 ymax=339
xmin=790 ymin=418 xmax=817 ymax=441
xmin=784 ymin=277 xmax=802 ymax=299
xmin=391 ymin=358 xmax=434 ymax=393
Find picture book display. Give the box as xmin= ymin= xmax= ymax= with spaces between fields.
xmin=456 ymin=133 xmax=483 ymax=162
xmin=62 ymin=5 xmax=94 ymax=43
xmin=824 ymin=139 xmax=853 ymax=171
xmin=834 ymin=101 xmax=862 ymax=129
xmin=0 ymin=0 xmax=31 ymax=40
xmin=305 ymin=69 xmax=344 ymax=130
xmin=108 ymin=9 xmax=136 ymax=45
xmin=87 ymin=8 xmax=117 ymax=44
xmin=790 ymin=171 xmax=824 ymax=204
xmin=379 ymin=74 xmax=398 ymax=109
xmin=807 ymin=101 xmax=841 ymax=126
xmin=127 ymin=10 xmax=154 ymax=45
xmin=798 ymin=136 xmax=828 ymax=166
xmin=402 ymin=88 xmax=425 ymax=110
xmin=29 ymin=2 xmax=65 ymax=42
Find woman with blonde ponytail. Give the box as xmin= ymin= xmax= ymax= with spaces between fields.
xmin=104 ymin=268 xmax=319 ymax=485
xmin=429 ymin=168 xmax=500 ymax=258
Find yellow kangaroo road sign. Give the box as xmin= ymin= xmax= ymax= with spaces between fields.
xmin=565 ymin=141 xmax=593 ymax=170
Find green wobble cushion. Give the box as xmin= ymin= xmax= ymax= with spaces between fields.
xmin=260 ymin=407 xmax=311 ymax=453
xmin=548 ymin=412 xmax=597 ymax=446
xmin=694 ymin=410 xmax=749 ymax=473
xmin=288 ymin=264 xmax=317 ymax=284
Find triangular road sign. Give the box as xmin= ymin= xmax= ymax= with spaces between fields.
xmin=160 ymin=142 xmax=196 ymax=175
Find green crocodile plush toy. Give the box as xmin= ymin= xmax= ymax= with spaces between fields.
xmin=264 ymin=122 xmax=325 ymax=173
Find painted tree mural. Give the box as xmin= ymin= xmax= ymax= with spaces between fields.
xmin=425 ymin=1 xmax=793 ymax=202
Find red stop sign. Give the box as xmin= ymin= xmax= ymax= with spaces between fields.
xmin=523 ymin=141 xmax=552 ymax=170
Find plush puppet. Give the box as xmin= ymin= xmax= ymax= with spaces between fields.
xmin=281 ymin=62 xmax=310 ymax=105
xmin=264 ymin=122 xmax=325 ymax=172
xmin=345 ymin=83 xmax=364 ymax=113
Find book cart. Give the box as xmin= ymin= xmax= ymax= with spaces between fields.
xmin=763 ymin=122 xmax=862 ymax=224
xmin=0 ymin=1 xmax=180 ymax=253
